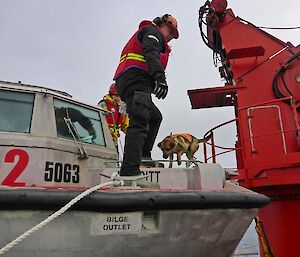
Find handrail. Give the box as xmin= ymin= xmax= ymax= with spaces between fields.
xmin=204 ymin=118 xmax=238 ymax=138
xmin=105 ymin=159 xmax=204 ymax=168
xmin=203 ymin=118 xmax=239 ymax=163
xmin=206 ymin=149 xmax=237 ymax=161
xmin=205 ymin=142 xmax=237 ymax=151
xmin=203 ymin=96 xmax=298 ymax=165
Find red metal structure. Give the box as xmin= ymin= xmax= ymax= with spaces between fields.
xmin=188 ymin=1 xmax=300 ymax=256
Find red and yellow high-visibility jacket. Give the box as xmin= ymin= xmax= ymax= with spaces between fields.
xmin=99 ymin=94 xmax=129 ymax=144
xmin=113 ymin=20 xmax=170 ymax=80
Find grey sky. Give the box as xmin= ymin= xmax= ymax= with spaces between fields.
xmin=1 ymin=1 xmax=299 ymax=167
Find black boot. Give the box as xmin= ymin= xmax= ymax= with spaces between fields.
xmin=140 ymin=156 xmax=156 ymax=167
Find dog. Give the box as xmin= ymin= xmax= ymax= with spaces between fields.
xmin=157 ymin=133 xmax=210 ymax=168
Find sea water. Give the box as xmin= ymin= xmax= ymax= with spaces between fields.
xmin=234 ymin=221 xmax=260 ymax=256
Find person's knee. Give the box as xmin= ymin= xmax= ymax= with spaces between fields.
xmin=151 ymin=106 xmax=163 ymax=123
xmin=156 ymin=110 xmax=163 ymax=123
xmin=128 ymin=116 xmax=150 ymax=135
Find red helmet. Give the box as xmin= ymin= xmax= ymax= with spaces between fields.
xmin=154 ymin=14 xmax=179 ymax=39
xmin=109 ymin=83 xmax=118 ymax=95
xmin=163 ymin=15 xmax=179 ymax=39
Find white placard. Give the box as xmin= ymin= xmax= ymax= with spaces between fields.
xmin=90 ymin=212 xmax=143 ymax=235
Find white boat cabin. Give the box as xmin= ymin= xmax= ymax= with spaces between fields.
xmin=0 ymin=81 xmax=118 ymax=188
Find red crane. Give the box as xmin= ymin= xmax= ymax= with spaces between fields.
xmin=188 ymin=1 xmax=300 ymax=256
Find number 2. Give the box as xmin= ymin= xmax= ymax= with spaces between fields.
xmin=2 ymin=149 xmax=28 ymax=186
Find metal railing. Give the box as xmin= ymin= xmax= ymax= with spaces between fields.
xmin=202 ymin=118 xmax=241 ymax=163
xmin=105 ymin=159 xmax=204 ymax=168
xmin=202 ymin=96 xmax=300 ymax=165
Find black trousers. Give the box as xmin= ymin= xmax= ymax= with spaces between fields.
xmin=116 ymin=69 xmax=162 ymax=176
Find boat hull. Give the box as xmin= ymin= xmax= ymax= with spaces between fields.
xmin=0 ymin=188 xmax=269 ymax=257
xmin=1 ymin=208 xmax=257 ymax=257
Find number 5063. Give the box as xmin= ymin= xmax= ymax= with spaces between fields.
xmin=44 ymin=162 xmax=80 ymax=183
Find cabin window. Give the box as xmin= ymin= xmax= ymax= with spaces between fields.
xmin=0 ymin=90 xmax=34 ymax=133
xmin=53 ymin=99 xmax=106 ymax=146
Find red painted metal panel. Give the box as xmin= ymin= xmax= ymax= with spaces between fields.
xmin=191 ymin=2 xmax=300 ymax=255
xmin=258 ymin=199 xmax=300 ymax=257
xmin=227 ymin=46 xmax=265 ymax=59
xmin=248 ymin=106 xmax=286 ymax=156
xmin=188 ymin=85 xmax=245 ymax=109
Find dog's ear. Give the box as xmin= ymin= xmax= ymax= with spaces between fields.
xmin=157 ymin=142 xmax=162 ymax=149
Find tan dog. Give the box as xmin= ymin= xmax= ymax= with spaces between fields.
xmin=157 ymin=133 xmax=210 ymax=168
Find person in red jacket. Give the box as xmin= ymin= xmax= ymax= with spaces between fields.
xmin=98 ymin=83 xmax=129 ymax=146
xmin=113 ymin=14 xmax=179 ymax=176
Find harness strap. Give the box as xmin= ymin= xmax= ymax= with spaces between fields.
xmin=172 ymin=136 xmax=189 ymax=151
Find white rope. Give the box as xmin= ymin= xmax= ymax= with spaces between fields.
xmin=0 ymin=181 xmax=113 ymax=255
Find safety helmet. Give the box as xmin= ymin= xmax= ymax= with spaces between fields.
xmin=153 ymin=14 xmax=179 ymax=39
xmin=109 ymin=83 xmax=118 ymax=95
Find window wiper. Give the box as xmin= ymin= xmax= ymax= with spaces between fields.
xmin=64 ymin=117 xmax=89 ymax=159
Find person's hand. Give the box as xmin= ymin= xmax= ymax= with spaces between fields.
xmin=153 ymin=80 xmax=168 ymax=99
xmin=88 ymin=129 xmax=97 ymax=140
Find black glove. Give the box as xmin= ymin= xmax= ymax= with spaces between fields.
xmin=153 ymin=80 xmax=168 ymax=99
